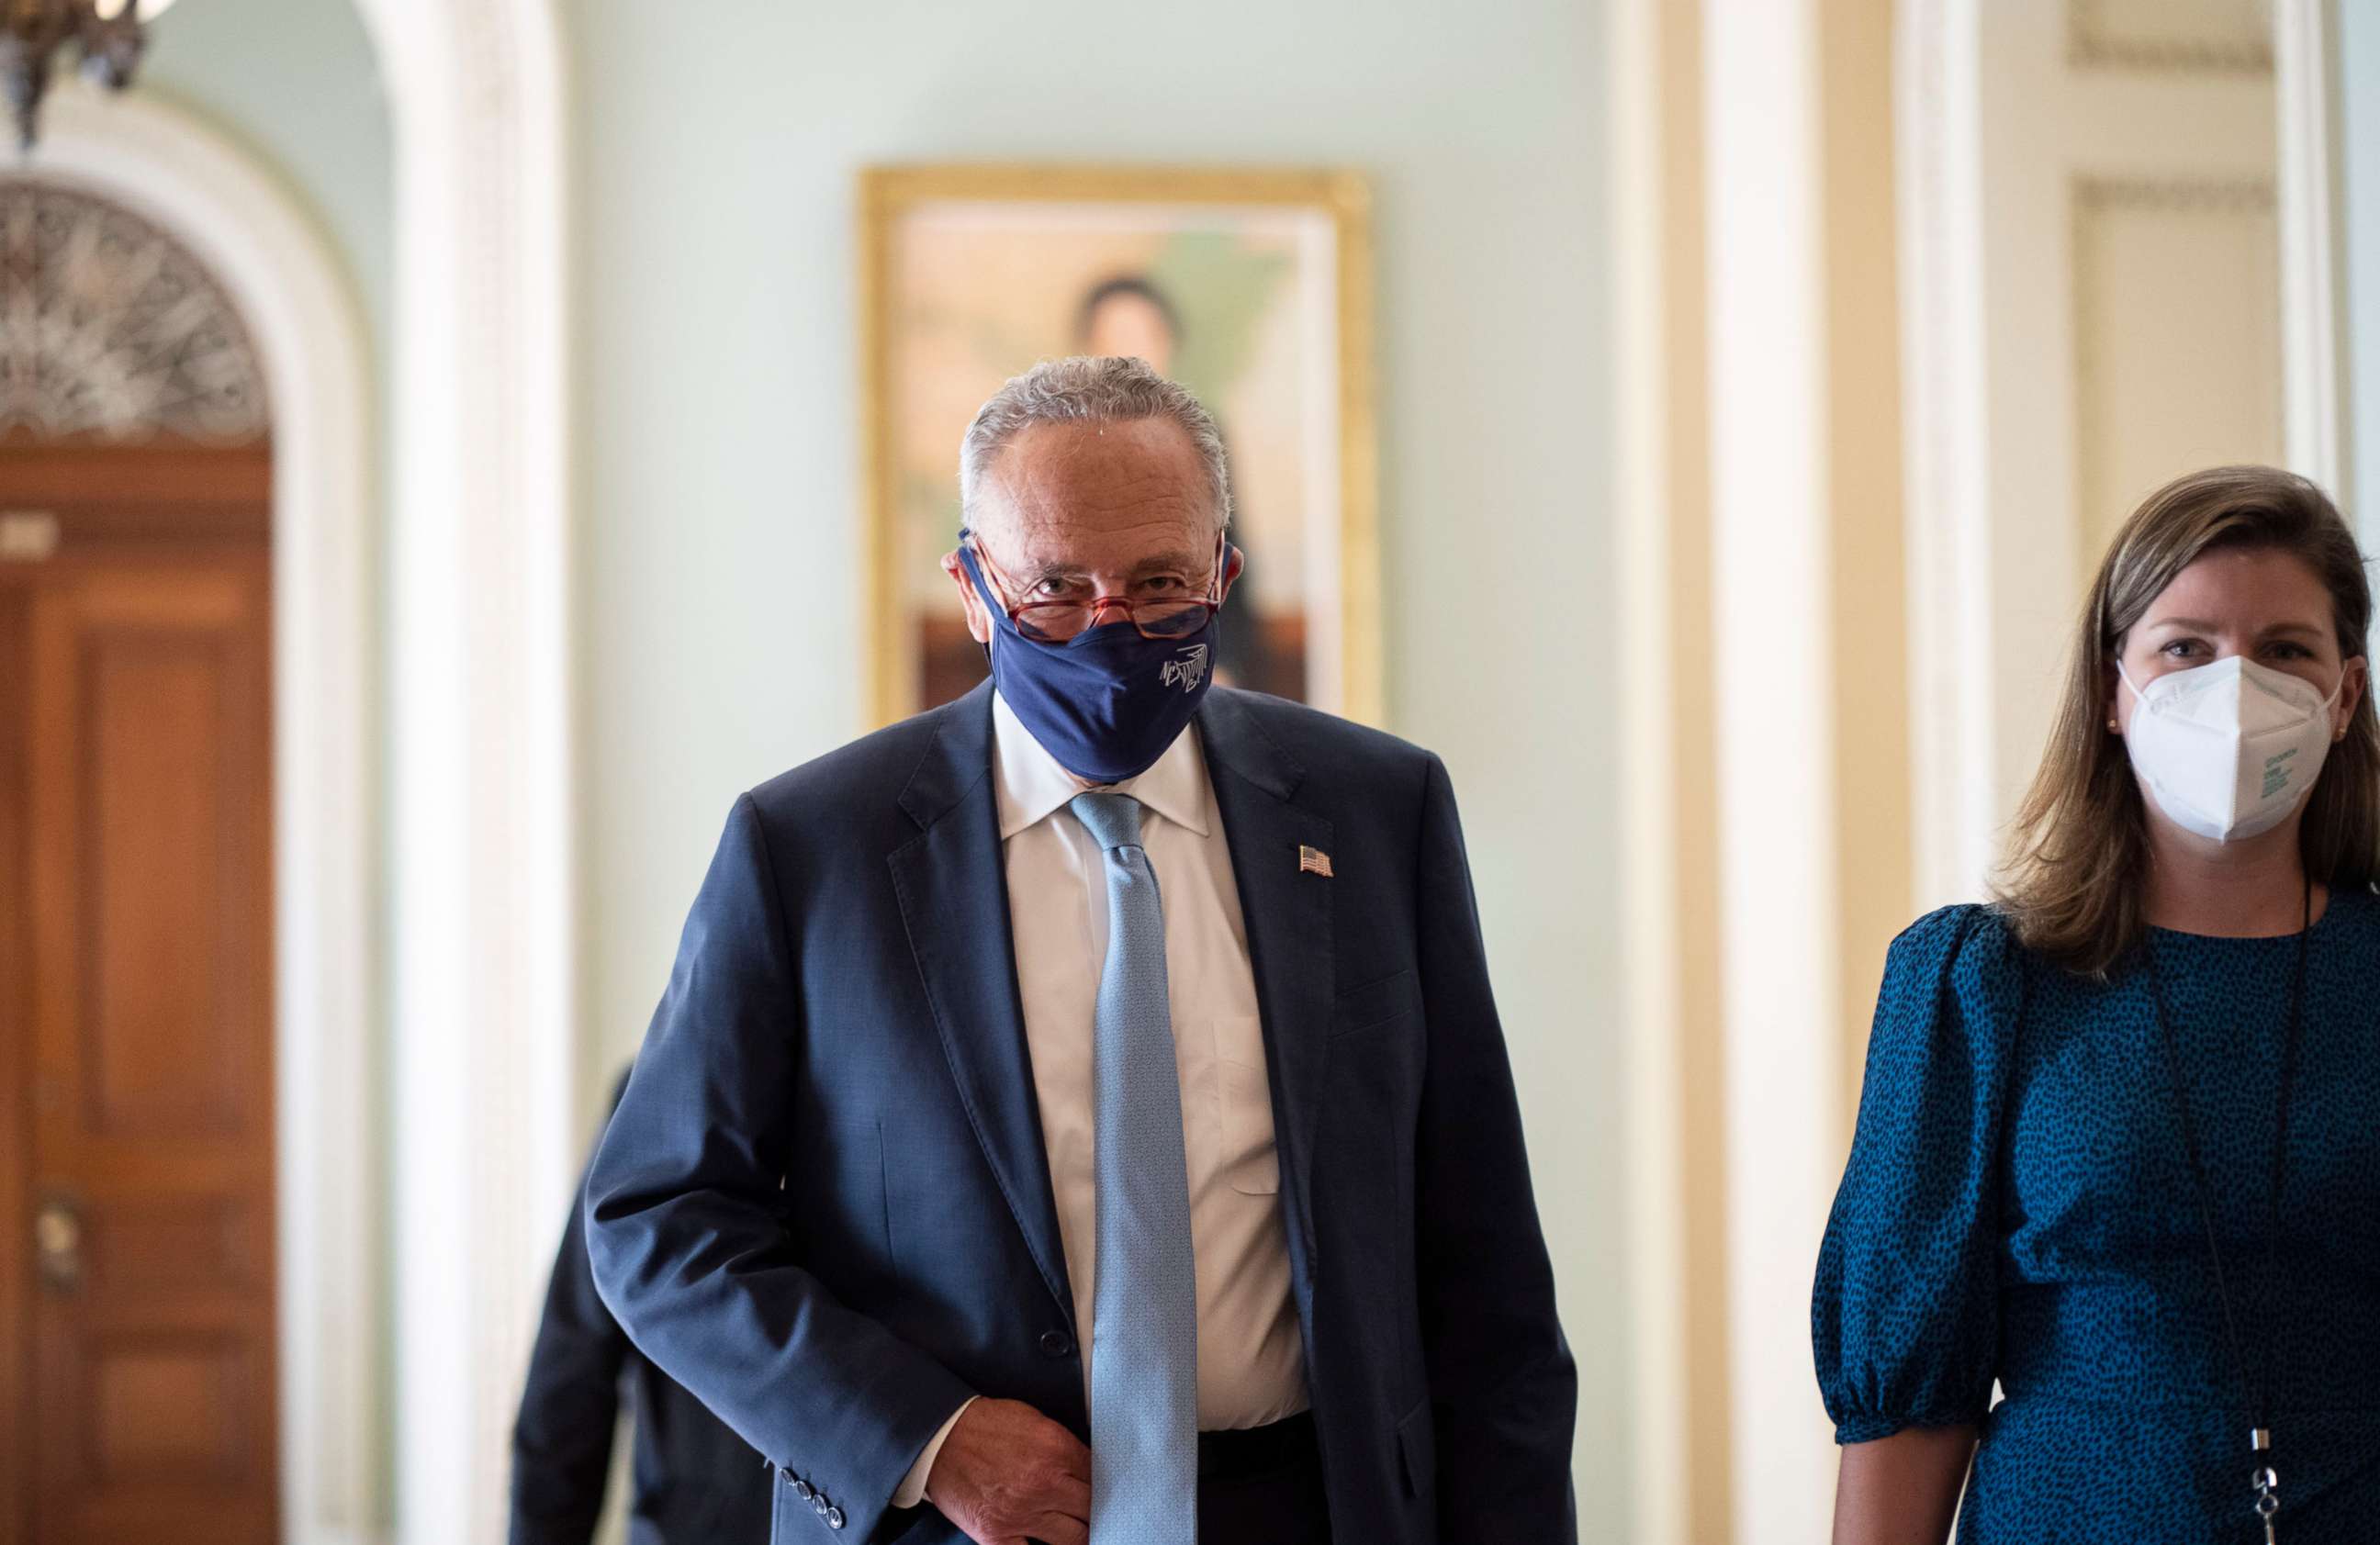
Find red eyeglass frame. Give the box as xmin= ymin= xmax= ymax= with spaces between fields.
xmin=961 ymin=528 xmax=1234 ymax=642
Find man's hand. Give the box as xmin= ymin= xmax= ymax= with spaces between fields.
xmin=924 ymin=1397 xmax=1093 ymax=1545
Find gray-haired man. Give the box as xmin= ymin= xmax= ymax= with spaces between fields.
xmin=586 ymin=357 xmax=1577 ymax=1544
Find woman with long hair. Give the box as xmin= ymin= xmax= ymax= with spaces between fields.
xmin=1813 ymin=465 xmax=2380 ymax=1541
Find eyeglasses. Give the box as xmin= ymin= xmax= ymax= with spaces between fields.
xmin=961 ymin=529 xmax=1230 ymax=644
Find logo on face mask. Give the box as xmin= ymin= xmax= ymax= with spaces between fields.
xmin=1161 ymin=644 xmax=1209 ymax=693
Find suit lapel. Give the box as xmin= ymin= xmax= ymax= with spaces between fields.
xmin=887 ymin=683 xmax=1076 ymax=1323
xmin=1197 ymin=690 xmax=1335 ymax=1250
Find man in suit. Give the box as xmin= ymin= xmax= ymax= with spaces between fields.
xmin=585 ymin=356 xmax=1575 ymax=1545
xmin=511 ymin=1069 xmax=771 ymax=1545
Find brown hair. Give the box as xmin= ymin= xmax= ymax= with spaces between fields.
xmin=1993 ymin=465 xmax=2380 ymax=975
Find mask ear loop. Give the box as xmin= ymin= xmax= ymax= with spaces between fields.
xmin=956 ymin=537 xmax=1003 ymax=672
xmin=2319 ymin=668 xmax=2349 ymax=744
xmin=2111 ymin=658 xmax=2145 ymax=732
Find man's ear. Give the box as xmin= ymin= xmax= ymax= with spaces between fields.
xmin=1218 ymin=541 xmax=1245 ymax=605
xmin=943 ymin=550 xmax=994 ymax=646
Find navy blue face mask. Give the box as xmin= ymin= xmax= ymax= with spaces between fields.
xmin=960 ymin=544 xmax=1219 ymax=785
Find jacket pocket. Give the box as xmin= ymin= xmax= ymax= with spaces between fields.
xmin=1396 ymin=1395 xmax=1437 ymax=1500
xmin=1332 ymin=968 xmax=1421 ymax=1037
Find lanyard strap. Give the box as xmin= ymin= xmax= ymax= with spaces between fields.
xmin=2139 ymin=879 xmax=2310 ymax=1436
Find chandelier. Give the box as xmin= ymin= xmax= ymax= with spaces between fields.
xmin=1 ymin=0 xmax=180 ymax=152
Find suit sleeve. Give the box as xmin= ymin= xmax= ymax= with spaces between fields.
xmin=584 ymin=795 xmax=977 ymax=1542
xmin=1411 ymin=754 xmax=1579 ymax=1540
xmin=509 ymin=1123 xmax=629 ymax=1545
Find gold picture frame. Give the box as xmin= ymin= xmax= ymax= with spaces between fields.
xmin=858 ymin=162 xmax=1379 ymax=730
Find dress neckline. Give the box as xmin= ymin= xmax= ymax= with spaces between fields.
xmin=2143 ymin=883 xmax=2367 ymax=944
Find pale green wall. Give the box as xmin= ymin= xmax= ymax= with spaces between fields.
xmin=570 ymin=0 xmax=1624 ymax=1506
xmin=140 ymin=0 xmax=391 ymax=353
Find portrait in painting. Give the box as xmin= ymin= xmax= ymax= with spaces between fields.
xmin=859 ymin=164 xmax=1377 ymax=726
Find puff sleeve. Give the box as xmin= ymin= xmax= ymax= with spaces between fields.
xmin=1812 ymin=903 xmax=2026 ymax=1443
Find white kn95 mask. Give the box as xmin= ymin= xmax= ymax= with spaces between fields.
xmin=2117 ymin=655 xmax=2341 ymax=844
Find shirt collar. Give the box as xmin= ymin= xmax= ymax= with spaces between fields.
xmin=991 ymin=690 xmax=1213 ymax=842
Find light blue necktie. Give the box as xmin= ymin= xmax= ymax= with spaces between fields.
xmin=1069 ymin=791 xmax=1198 ymax=1542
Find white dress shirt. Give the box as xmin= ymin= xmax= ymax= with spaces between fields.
xmin=894 ymin=693 xmax=1309 ymax=1506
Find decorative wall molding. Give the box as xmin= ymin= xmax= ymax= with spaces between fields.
xmin=2069 ymin=174 xmax=2283 ymax=551
xmin=345 ymin=3 xmax=573 ymax=1543
xmin=2071 ymin=172 xmax=2281 ymax=210
xmin=2068 ymin=0 xmax=2274 ymax=74
xmin=30 ymin=83 xmax=381 ymax=1545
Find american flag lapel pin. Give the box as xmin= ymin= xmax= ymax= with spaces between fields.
xmin=1298 ymin=845 xmax=1334 ymax=879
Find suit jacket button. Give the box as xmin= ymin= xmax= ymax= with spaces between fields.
xmin=791 ymin=1479 xmax=812 ymax=1499
xmin=1040 ymin=1329 xmax=1074 ymax=1358
xmin=825 ymin=1507 xmax=846 ymax=1529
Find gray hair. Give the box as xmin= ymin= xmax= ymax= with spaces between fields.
xmin=959 ymin=355 xmax=1232 ymax=532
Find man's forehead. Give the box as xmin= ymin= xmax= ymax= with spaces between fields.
xmin=997 ymin=420 xmax=1200 ymax=493
xmin=998 ymin=516 xmax=1213 ymax=572
xmin=971 ymin=418 xmax=1219 ymax=558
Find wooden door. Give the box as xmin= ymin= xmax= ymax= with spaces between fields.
xmin=0 ymin=442 xmax=275 ymax=1545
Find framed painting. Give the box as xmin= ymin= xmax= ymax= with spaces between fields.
xmin=858 ymin=163 xmax=1378 ymax=728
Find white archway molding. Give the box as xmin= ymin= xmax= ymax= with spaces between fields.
xmin=344 ymin=3 xmax=575 ymax=1543
xmin=30 ymin=84 xmax=381 ymax=1545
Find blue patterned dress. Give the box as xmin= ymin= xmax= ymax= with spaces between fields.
xmin=1813 ymin=890 xmax=2380 ymax=1541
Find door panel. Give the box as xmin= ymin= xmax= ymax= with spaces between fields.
xmin=15 ymin=554 xmax=275 ymax=1545
xmin=82 ymin=633 xmax=249 ymax=1137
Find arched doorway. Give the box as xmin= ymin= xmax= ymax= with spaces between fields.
xmin=0 ymin=178 xmax=279 ymax=1543
xmin=19 ymin=84 xmax=376 ymax=1545
xmin=17 ymin=0 xmax=572 ymax=1530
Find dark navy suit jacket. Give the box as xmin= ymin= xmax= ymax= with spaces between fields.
xmin=584 ymin=683 xmax=1577 ymax=1544
xmin=511 ymin=1071 xmax=770 ymax=1545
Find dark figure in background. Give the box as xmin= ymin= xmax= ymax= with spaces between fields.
xmin=510 ymin=1070 xmax=771 ymax=1545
